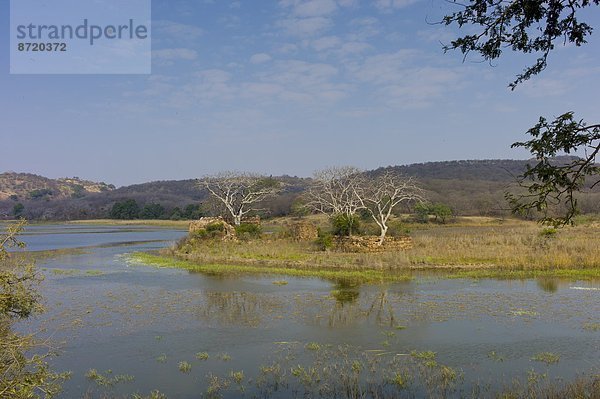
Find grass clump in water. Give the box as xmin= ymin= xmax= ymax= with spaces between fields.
xmin=531 ymin=352 xmax=560 ymax=365
xmin=85 ymin=369 xmax=134 ymax=387
xmin=305 ymin=342 xmax=321 ymax=351
xmin=196 ymin=352 xmax=210 ymax=360
xmin=411 ymin=350 xmax=436 ymax=360
xmin=178 ymin=361 xmax=192 ymax=373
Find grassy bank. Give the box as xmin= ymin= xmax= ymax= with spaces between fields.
xmin=130 ymin=252 xmax=413 ymax=283
xmin=125 ymin=216 xmax=600 ymax=281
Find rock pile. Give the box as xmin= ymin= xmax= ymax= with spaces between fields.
xmin=286 ymin=221 xmax=319 ymax=241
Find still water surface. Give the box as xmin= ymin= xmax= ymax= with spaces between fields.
xmin=14 ymin=224 xmax=600 ymax=398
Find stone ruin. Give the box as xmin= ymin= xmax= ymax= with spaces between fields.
xmin=286 ymin=220 xmax=319 ymax=241
xmin=241 ymin=216 xmax=261 ymax=225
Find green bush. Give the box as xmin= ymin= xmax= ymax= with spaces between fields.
xmin=192 ymin=222 xmax=225 ymax=240
xmin=330 ymin=214 xmax=360 ymax=236
xmin=315 ymin=229 xmax=334 ymax=251
xmin=387 ymin=220 xmax=411 ymax=237
xmin=235 ymin=223 xmax=262 ymax=240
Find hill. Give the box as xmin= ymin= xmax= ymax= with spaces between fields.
xmin=0 ymin=172 xmax=115 ymax=201
xmin=1 ymin=158 xmax=598 ymax=220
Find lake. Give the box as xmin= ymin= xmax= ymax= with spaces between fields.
xmin=13 ymin=224 xmax=600 ymax=398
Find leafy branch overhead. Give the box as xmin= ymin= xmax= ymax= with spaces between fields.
xmin=442 ymin=0 xmax=599 ymax=89
xmin=443 ymin=0 xmax=600 ymax=225
xmin=507 ymin=113 xmax=600 ymax=225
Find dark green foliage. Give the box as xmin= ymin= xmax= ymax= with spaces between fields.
xmin=431 ymin=204 xmax=453 ymax=224
xmin=169 ymin=207 xmax=183 ymax=220
xmin=12 ymin=203 xmax=24 ymax=218
xmin=29 ymin=189 xmax=53 ymax=200
xmin=109 ymin=199 xmax=140 ymax=220
xmin=387 ymin=220 xmax=411 ymax=237
xmin=191 ymin=222 xmax=225 ymax=240
xmin=315 ymin=229 xmax=334 ymax=251
xmin=413 ymin=203 xmax=430 ymax=223
xmin=183 ymin=204 xmax=204 ymax=220
xmin=413 ymin=203 xmax=453 ymax=224
xmin=330 ymin=214 xmax=360 ymax=236
xmin=234 ymin=223 xmax=262 ymax=240
xmin=140 ymin=203 xmax=166 ymax=219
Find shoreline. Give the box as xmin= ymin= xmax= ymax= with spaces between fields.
xmin=131 ymin=252 xmax=600 ymax=282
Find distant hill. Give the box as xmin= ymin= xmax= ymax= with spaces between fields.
xmin=1 ymin=158 xmax=597 ymax=220
xmin=0 ymin=172 xmax=115 ymax=201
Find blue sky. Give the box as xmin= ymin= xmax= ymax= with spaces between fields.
xmin=1 ymin=0 xmax=599 ymax=186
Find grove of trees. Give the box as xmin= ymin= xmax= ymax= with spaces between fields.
xmin=306 ymin=167 xmax=425 ymax=245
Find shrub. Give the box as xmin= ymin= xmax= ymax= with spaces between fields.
xmin=192 ymin=222 xmax=225 ymax=240
xmin=330 ymin=214 xmax=360 ymax=236
xmin=315 ymin=229 xmax=333 ymax=251
xmin=235 ymin=223 xmax=262 ymax=240
xmin=387 ymin=220 xmax=411 ymax=237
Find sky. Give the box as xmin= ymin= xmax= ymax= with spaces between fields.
xmin=1 ymin=0 xmax=599 ymax=187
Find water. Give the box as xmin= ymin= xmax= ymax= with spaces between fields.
xmin=11 ymin=224 xmax=600 ymax=398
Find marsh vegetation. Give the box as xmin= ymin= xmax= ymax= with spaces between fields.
xmin=2 ymin=222 xmax=599 ymax=398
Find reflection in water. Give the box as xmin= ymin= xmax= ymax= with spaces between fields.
xmin=537 ymin=278 xmax=559 ymax=293
xmin=328 ymin=289 xmax=396 ymax=328
xmin=330 ymin=280 xmax=360 ymax=304
xmin=195 ymin=291 xmax=284 ymax=327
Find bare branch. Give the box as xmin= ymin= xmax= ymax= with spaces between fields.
xmin=199 ymin=172 xmax=282 ymax=225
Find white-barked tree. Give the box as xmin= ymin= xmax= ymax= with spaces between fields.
xmin=199 ymin=172 xmax=281 ymax=226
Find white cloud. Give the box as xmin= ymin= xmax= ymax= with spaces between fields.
xmin=349 ymin=50 xmax=420 ymax=84
xmin=375 ymin=0 xmax=420 ymax=11
xmin=349 ymin=50 xmax=464 ymax=108
xmin=249 ymin=53 xmax=273 ymax=64
xmin=280 ymin=0 xmax=338 ymax=17
xmin=153 ymin=48 xmax=198 ymax=61
xmin=311 ymin=36 xmax=342 ymax=51
xmin=153 ymin=20 xmax=203 ymax=41
xmin=278 ymin=16 xmax=333 ymax=37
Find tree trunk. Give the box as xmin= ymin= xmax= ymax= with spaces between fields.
xmin=377 ymin=225 xmax=388 ymax=246
xmin=233 ymin=215 xmax=242 ymax=226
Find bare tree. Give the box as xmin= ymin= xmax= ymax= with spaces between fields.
xmin=357 ymin=172 xmax=424 ymax=245
xmin=305 ymin=166 xmax=365 ymax=234
xmin=199 ymin=172 xmax=281 ymax=225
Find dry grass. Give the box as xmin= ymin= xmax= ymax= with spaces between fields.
xmin=166 ymin=217 xmax=600 ymax=276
